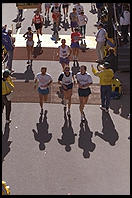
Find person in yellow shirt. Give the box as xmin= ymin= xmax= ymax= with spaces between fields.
xmin=2 ymin=69 xmax=15 ymax=124
xmin=91 ymin=62 xmax=114 ymax=112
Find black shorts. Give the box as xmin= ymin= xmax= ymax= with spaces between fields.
xmin=78 ymin=87 xmax=91 ymax=97
xmin=63 ymin=83 xmax=73 ymax=91
xmin=62 ymin=4 xmax=69 ymax=9
xmin=35 ymin=23 xmax=42 ymax=30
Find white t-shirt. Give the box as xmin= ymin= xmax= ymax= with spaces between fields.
xmin=74 ymin=4 xmax=84 ymax=15
xmin=96 ymin=28 xmax=107 ymax=42
xmin=36 ymin=73 xmax=52 ymax=90
xmin=120 ymin=11 xmax=130 ymax=25
xmin=58 ymin=72 xmax=73 ymax=85
xmin=76 ymin=72 xmax=93 ymax=89
xmin=78 ymin=14 xmax=88 ymax=26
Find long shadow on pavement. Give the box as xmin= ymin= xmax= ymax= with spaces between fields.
xmin=78 ymin=118 xmax=96 ymax=159
xmin=32 ymin=110 xmax=52 ymax=151
xmin=2 ymin=123 xmax=12 ymax=163
xmin=110 ymin=95 xmax=130 ymax=119
xmin=95 ymin=111 xmax=119 ymax=146
xmin=57 ymin=108 xmax=77 ymax=152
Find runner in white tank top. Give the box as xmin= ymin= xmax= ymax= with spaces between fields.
xmin=57 ymin=39 xmax=72 ymax=69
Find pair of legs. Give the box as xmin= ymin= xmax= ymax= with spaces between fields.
xmin=2 ymin=95 xmax=11 ymax=121
xmin=62 ymin=5 xmax=69 ymax=18
xmin=96 ymin=41 xmax=105 ymax=61
xmin=26 ymin=45 xmax=33 ymax=63
xmin=35 ymin=24 xmax=43 ymax=41
xmin=80 ymin=25 xmax=86 ymax=37
xmin=39 ymin=93 xmax=48 ymax=110
xmin=100 ymin=85 xmax=112 ymax=110
xmin=45 ymin=7 xmax=50 ymax=17
xmin=52 ymin=13 xmax=60 ymax=29
xmin=79 ymin=96 xmax=89 ymax=115
xmin=60 ymin=57 xmax=70 ymax=70
xmin=72 ymin=47 xmax=79 ymax=60
xmin=63 ymin=88 xmax=72 ymax=112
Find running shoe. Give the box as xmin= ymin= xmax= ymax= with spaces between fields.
xmin=40 ymin=108 xmax=43 ymax=115
xmin=67 ymin=109 xmax=70 ymax=116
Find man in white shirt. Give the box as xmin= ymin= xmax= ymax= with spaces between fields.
xmin=120 ymin=5 xmax=130 ymax=44
xmin=95 ymin=23 xmax=107 ymax=63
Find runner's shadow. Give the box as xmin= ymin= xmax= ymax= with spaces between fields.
xmin=2 ymin=123 xmax=12 ymax=163
xmin=32 ymin=110 xmax=52 ymax=151
xmin=57 ymin=108 xmax=77 ymax=152
xmin=78 ymin=118 xmax=96 ymax=158
xmin=60 ymin=19 xmax=70 ymax=31
xmin=95 ymin=111 xmax=119 ymax=145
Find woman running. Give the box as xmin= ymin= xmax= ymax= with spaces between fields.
xmin=58 ymin=65 xmax=76 ymax=116
xmin=57 ymin=39 xmax=72 ymax=70
xmin=76 ymin=65 xmax=93 ymax=121
xmin=34 ymin=67 xmax=53 ymax=114
xmin=23 ymin=27 xmax=34 ymax=64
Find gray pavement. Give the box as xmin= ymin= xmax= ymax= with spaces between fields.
xmin=2 ymin=103 xmax=130 ymax=195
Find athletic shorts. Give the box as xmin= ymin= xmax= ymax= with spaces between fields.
xmin=38 ymin=87 xmax=49 ymax=95
xmin=59 ymin=57 xmax=69 ymax=65
xmin=35 ymin=23 xmax=42 ymax=30
xmin=26 ymin=40 xmax=34 ymax=47
xmin=62 ymin=4 xmax=69 ymax=9
xmin=71 ymin=21 xmax=78 ymax=28
xmin=62 ymin=83 xmax=73 ymax=91
xmin=71 ymin=42 xmax=80 ymax=48
xmin=78 ymin=87 xmax=91 ymax=97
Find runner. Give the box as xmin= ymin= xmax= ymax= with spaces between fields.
xmin=58 ymin=66 xmax=76 ymax=116
xmin=57 ymin=39 xmax=72 ymax=69
xmin=69 ymin=7 xmax=79 ymax=32
xmin=23 ymin=27 xmax=34 ymax=64
xmin=78 ymin=10 xmax=88 ymax=38
xmin=31 ymin=10 xmax=44 ymax=42
xmin=44 ymin=3 xmax=51 ymax=18
xmin=71 ymin=27 xmax=82 ymax=61
xmin=62 ymin=3 xmax=70 ymax=19
xmin=51 ymin=3 xmax=61 ymax=31
xmin=76 ymin=65 xmax=93 ymax=121
xmin=34 ymin=67 xmax=53 ymax=114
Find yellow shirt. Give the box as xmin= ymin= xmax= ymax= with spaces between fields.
xmin=92 ymin=67 xmax=114 ymax=85
xmin=2 ymin=76 xmax=14 ymax=95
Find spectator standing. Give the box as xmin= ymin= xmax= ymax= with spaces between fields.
xmin=6 ymin=30 xmax=15 ymax=72
xmin=62 ymin=3 xmax=70 ymax=19
xmin=120 ymin=5 xmax=130 ymax=44
xmin=2 ymin=69 xmax=15 ymax=124
xmin=78 ymin=10 xmax=88 ymax=38
xmin=95 ymin=23 xmax=107 ymax=63
xmin=69 ymin=8 xmax=79 ymax=32
xmin=34 ymin=67 xmax=53 ymax=114
xmin=91 ymin=62 xmax=114 ymax=113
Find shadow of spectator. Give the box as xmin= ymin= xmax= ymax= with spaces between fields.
xmin=60 ymin=19 xmax=70 ymax=31
xmin=95 ymin=111 xmax=119 ymax=146
xmin=11 ymin=63 xmax=35 ymax=82
xmin=57 ymin=108 xmax=77 ymax=152
xmin=32 ymin=110 xmax=52 ymax=151
xmin=110 ymin=95 xmax=130 ymax=119
xmin=78 ymin=118 xmax=96 ymax=158
xmin=2 ymin=123 xmax=12 ymax=162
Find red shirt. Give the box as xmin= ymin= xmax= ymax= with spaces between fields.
xmin=71 ymin=32 xmax=81 ymax=43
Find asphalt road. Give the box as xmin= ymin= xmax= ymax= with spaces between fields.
xmin=2 ymin=3 xmax=130 ymax=195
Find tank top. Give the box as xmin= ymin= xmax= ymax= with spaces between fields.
xmin=62 ymin=72 xmax=73 ymax=85
xmin=34 ymin=15 xmax=42 ymax=24
xmin=27 ymin=32 xmax=33 ymax=41
xmin=59 ymin=45 xmax=69 ymax=58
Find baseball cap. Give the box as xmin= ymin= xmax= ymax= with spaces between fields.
xmin=103 ymin=62 xmax=110 ymax=68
